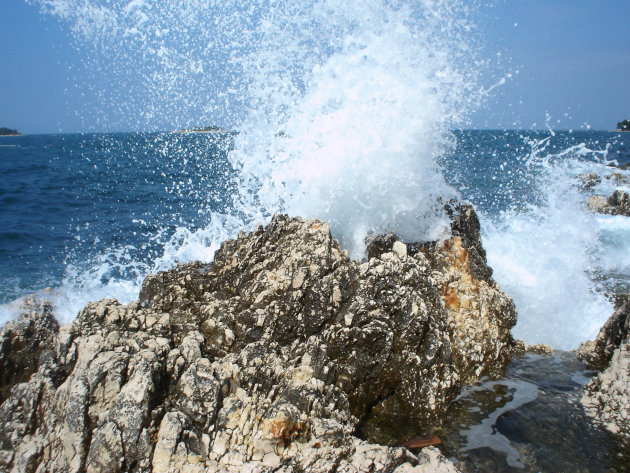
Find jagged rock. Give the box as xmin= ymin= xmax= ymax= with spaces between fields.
xmin=365 ymin=232 xmax=399 ymax=260
xmin=587 ymin=190 xmax=630 ymax=216
xmin=579 ymin=295 xmax=630 ymax=440
xmin=0 ymin=209 xmax=515 ymax=472
xmin=577 ymin=173 xmax=601 ymax=190
xmin=0 ymin=297 xmax=60 ymax=404
xmin=368 ymin=202 xmax=516 ymax=383
xmin=513 ymin=339 xmax=554 ymax=356
xmin=577 ymin=296 xmax=630 ymax=370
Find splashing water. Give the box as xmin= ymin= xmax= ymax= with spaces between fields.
xmin=13 ymin=0 xmax=481 ymax=322
xmin=480 ymin=136 xmax=616 ymax=349
xmin=7 ymin=1 xmax=627 ymax=353
xmin=30 ymin=0 xmax=481 ymax=254
xmin=227 ymin=1 xmax=482 ymax=255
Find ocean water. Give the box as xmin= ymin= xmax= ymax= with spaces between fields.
xmin=0 ymin=131 xmax=237 ymax=320
xmin=2 ymin=130 xmax=629 ymax=351
xmin=362 ymin=351 xmax=630 ymax=472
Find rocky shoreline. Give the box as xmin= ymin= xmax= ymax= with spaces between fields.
xmin=578 ymin=295 xmax=630 ymax=441
xmin=0 ymin=202 xmax=628 ymax=472
xmin=576 ymin=166 xmax=630 ymax=446
xmin=0 ymin=203 xmax=519 ymax=473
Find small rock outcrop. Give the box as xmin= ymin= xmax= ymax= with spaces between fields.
xmin=0 ymin=206 xmax=516 ymax=472
xmin=587 ymin=190 xmax=630 ymax=217
xmin=577 ymin=173 xmax=601 ymax=190
xmin=579 ymin=296 xmax=630 ymax=440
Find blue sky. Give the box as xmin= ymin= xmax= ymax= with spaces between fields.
xmin=470 ymin=0 xmax=630 ymax=130
xmin=1 ymin=0 xmax=629 ymax=133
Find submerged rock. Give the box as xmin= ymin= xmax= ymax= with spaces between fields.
xmin=604 ymin=172 xmax=630 ymax=186
xmin=587 ymin=190 xmax=630 ymax=216
xmin=579 ymin=295 xmax=630 ymax=440
xmin=0 ymin=207 xmax=515 ymax=472
xmin=577 ymin=172 xmax=601 ymax=190
xmin=607 ymin=161 xmax=630 ymax=171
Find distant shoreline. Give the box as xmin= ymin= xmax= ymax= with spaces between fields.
xmin=173 ymin=126 xmax=233 ymax=134
xmin=173 ymin=130 xmax=230 ymax=134
xmin=0 ymin=129 xmax=22 ymax=137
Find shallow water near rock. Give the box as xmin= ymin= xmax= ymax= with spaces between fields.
xmin=359 ymin=351 xmax=629 ymax=472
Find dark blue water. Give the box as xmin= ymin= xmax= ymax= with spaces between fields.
xmin=0 ymin=132 xmax=235 ymax=311
xmin=443 ymin=130 xmax=630 ymax=214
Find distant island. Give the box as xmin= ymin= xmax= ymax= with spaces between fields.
xmin=617 ymin=120 xmax=630 ymax=132
xmin=173 ymin=126 xmax=231 ymax=133
xmin=0 ymin=127 xmax=22 ymax=136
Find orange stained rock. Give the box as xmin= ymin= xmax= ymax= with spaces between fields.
xmin=442 ymin=285 xmax=460 ymax=310
xmin=265 ymin=418 xmax=307 ymax=441
xmin=442 ymin=237 xmax=469 ymax=268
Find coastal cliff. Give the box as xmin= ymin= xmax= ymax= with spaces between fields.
xmin=0 ymin=204 xmax=517 ymax=473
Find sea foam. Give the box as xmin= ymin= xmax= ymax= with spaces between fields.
xmin=481 ymin=140 xmax=617 ymax=349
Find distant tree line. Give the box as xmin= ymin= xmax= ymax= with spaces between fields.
xmin=618 ymin=120 xmax=630 ymax=131
xmin=0 ymin=127 xmax=20 ymax=136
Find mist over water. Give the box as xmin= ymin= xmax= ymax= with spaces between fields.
xmin=5 ymin=1 xmax=629 ymax=351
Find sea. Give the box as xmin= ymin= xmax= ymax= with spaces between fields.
xmin=3 ymin=0 xmax=630 ymax=471
xmin=2 ymin=130 xmax=629 ymax=350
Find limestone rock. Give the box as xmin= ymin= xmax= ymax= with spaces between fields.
xmin=368 ymin=202 xmax=517 ymax=384
xmin=604 ymin=172 xmax=630 ymax=186
xmin=0 ymin=209 xmax=514 ymax=472
xmin=0 ymin=297 xmax=60 ymax=404
xmin=513 ymin=339 xmax=554 ymax=356
xmin=580 ymin=295 xmax=630 ymax=440
xmin=577 ymin=296 xmax=629 ymax=370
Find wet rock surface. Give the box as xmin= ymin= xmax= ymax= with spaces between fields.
xmin=577 ymin=173 xmax=601 ymax=190
xmin=0 ymin=207 xmax=516 ymax=472
xmin=604 ymin=172 xmax=630 ymax=186
xmin=579 ymin=295 xmax=630 ymax=441
xmin=577 ymin=172 xmax=629 ymax=191
xmin=588 ymin=190 xmax=630 ymax=217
